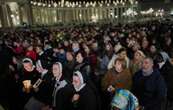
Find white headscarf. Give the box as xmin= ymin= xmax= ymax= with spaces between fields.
xmin=73 ymin=71 xmax=86 ymax=92
xmin=54 ymin=62 xmax=63 ymax=81
xmin=23 ymin=58 xmax=33 ymax=65
xmin=22 ymin=58 xmax=35 ymax=71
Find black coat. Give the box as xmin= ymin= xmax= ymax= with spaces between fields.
xmin=63 ymin=60 xmax=75 ymax=81
xmin=18 ymin=68 xmax=41 ymax=107
xmin=53 ymin=79 xmax=74 ymax=110
xmin=21 ymin=68 xmax=41 ymax=85
xmin=132 ymin=69 xmax=167 ymax=110
xmin=74 ymin=62 xmax=91 ymax=80
xmin=159 ymin=61 xmax=173 ymax=101
xmin=37 ymin=52 xmax=52 ymax=70
xmin=34 ymin=73 xmax=54 ymax=105
xmin=73 ymin=84 xmax=101 ymax=110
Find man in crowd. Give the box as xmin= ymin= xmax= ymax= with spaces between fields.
xmin=132 ymin=57 xmax=167 ymax=110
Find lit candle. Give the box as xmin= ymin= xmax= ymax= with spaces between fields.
xmin=23 ymin=80 xmax=31 ymax=93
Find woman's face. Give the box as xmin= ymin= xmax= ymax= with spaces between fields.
xmin=72 ymin=42 xmax=79 ymax=50
xmin=119 ymin=51 xmax=127 ymax=59
xmin=64 ymin=41 xmax=69 ymax=46
xmin=150 ymin=45 xmax=156 ymax=53
xmin=52 ymin=64 xmax=60 ymax=78
xmin=66 ymin=52 xmax=73 ymax=61
xmin=106 ymin=45 xmax=111 ymax=51
xmin=84 ymin=46 xmax=90 ymax=54
xmin=142 ymin=40 xmax=149 ymax=49
xmin=114 ymin=61 xmax=123 ymax=73
xmin=72 ymin=75 xmax=81 ymax=87
xmin=76 ymin=53 xmax=83 ymax=63
xmin=134 ymin=52 xmax=140 ymax=60
xmin=23 ymin=62 xmax=33 ymax=72
xmin=28 ymin=46 xmax=33 ymax=51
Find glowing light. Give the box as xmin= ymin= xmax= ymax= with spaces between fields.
xmin=123 ymin=8 xmax=138 ymax=16
xmin=11 ymin=14 xmax=15 ymax=18
xmin=33 ymin=2 xmax=37 ymax=5
xmin=54 ymin=3 xmax=57 ymax=7
xmin=122 ymin=2 xmax=125 ymax=6
xmin=30 ymin=1 xmax=33 ymax=4
xmin=37 ymin=2 xmax=42 ymax=6
xmin=16 ymin=16 xmax=19 ymax=20
xmin=48 ymin=4 xmax=51 ymax=7
xmin=42 ymin=3 xmax=46 ymax=7
xmin=91 ymin=15 xmax=98 ymax=22
xmin=135 ymin=1 xmax=138 ymax=4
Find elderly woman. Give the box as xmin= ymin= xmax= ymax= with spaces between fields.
xmin=21 ymin=58 xmax=41 ymax=110
xmin=52 ymin=62 xmax=74 ymax=110
xmin=21 ymin=58 xmax=40 ymax=91
xmin=72 ymin=71 xmax=101 ymax=110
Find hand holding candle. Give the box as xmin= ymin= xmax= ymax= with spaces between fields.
xmin=23 ymin=80 xmax=31 ymax=93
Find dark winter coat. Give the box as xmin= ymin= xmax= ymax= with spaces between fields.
xmin=63 ymin=60 xmax=76 ymax=80
xmin=73 ymin=84 xmax=101 ymax=110
xmin=52 ymin=78 xmax=74 ymax=110
xmin=159 ymin=61 xmax=173 ymax=101
xmin=74 ymin=62 xmax=91 ymax=80
xmin=132 ymin=69 xmax=167 ymax=110
xmin=34 ymin=73 xmax=54 ymax=105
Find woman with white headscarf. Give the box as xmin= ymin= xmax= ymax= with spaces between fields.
xmin=52 ymin=62 xmax=74 ymax=110
xmin=72 ymin=71 xmax=101 ymax=110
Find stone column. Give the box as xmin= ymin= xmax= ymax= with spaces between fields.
xmin=24 ymin=0 xmax=34 ymax=25
xmin=6 ymin=4 xmax=13 ymax=27
xmin=0 ymin=1 xmax=11 ymax=27
xmin=18 ymin=3 xmax=23 ymax=25
xmin=86 ymin=8 xmax=90 ymax=23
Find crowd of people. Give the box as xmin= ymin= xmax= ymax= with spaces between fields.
xmin=0 ymin=20 xmax=173 ymax=110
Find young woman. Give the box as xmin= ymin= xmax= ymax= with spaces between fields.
xmin=74 ymin=51 xmax=91 ymax=80
xmin=129 ymin=50 xmax=145 ymax=75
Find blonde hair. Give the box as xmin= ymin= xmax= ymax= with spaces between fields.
xmin=114 ymin=57 xmax=127 ymax=69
